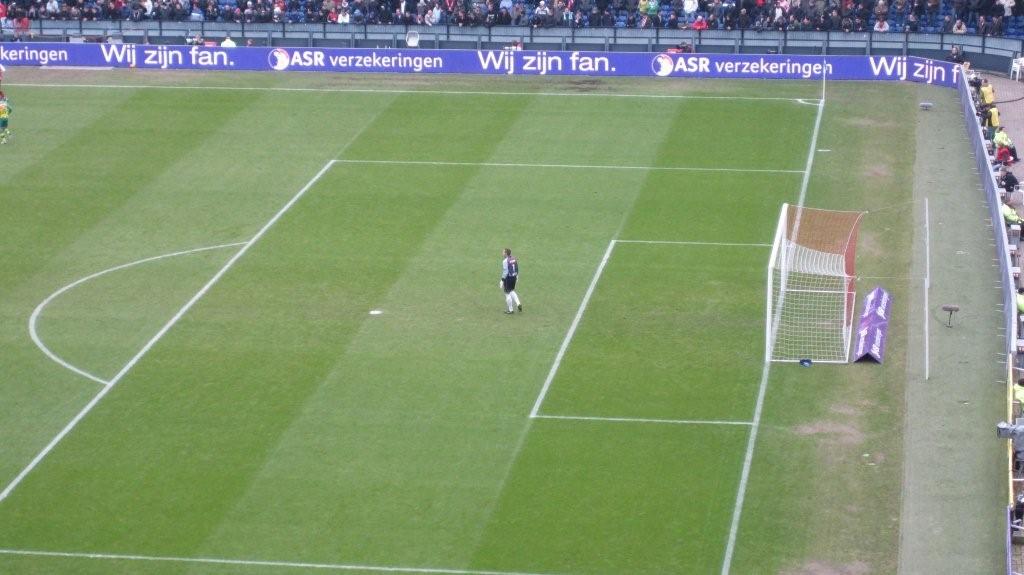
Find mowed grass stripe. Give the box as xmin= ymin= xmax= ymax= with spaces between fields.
xmin=620 ymin=170 xmax=803 ymax=245
xmin=0 ymin=87 xmax=135 ymax=187
xmin=189 ymin=92 xmax=678 ymax=568
xmin=0 ymin=89 xmax=255 ymax=293
xmin=468 ymin=421 xmax=748 ymax=574
xmin=0 ymin=89 xmax=393 ymax=497
xmin=0 ymin=94 xmax=534 ymax=559
xmin=465 ymin=98 xmax=787 ymax=573
xmin=537 ymin=243 xmax=767 ymax=423
xmin=727 ymin=82 xmax=918 ymax=574
xmin=0 ymin=89 xmax=266 ymax=495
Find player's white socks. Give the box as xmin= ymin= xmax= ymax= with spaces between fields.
xmin=510 ymin=291 xmax=521 ymax=307
xmin=505 ymin=294 xmax=514 ymax=312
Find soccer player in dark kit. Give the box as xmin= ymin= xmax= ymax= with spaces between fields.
xmin=500 ymin=248 xmax=522 ymax=314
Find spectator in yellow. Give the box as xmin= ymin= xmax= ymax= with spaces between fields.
xmin=1003 ymin=195 xmax=1023 ymax=225
xmin=984 ymin=104 xmax=1001 ymax=132
xmin=1015 ymin=376 xmax=1024 ymax=409
xmin=981 ymin=79 xmax=995 ymax=105
xmin=995 ymin=126 xmax=1018 ymax=162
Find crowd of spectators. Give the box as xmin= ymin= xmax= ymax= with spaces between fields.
xmin=2 ymin=0 xmax=1024 ymax=32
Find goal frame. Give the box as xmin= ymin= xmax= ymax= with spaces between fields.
xmin=765 ymin=203 xmax=865 ymax=364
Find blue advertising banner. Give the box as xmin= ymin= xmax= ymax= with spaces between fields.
xmin=0 ymin=42 xmax=959 ymax=86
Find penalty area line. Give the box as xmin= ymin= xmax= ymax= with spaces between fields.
xmin=529 ymin=239 xmax=616 ymax=418
xmin=0 ymin=549 xmax=549 ymax=575
xmin=0 ymin=160 xmax=338 ymax=504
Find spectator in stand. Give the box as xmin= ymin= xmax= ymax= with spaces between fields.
xmin=1000 ymin=166 xmax=1020 ymax=193
xmin=996 ymin=127 xmax=1019 ymax=163
xmin=873 ymin=0 xmax=887 ymax=20
xmin=948 ymin=44 xmax=966 ymax=63
xmin=981 ymin=78 xmax=996 ymax=105
xmin=682 ymin=0 xmax=696 ymax=20
xmin=951 ymin=17 xmax=967 ymax=31
xmin=221 ymin=34 xmax=236 ymax=46
xmin=985 ymin=104 xmax=1001 ymax=131
xmin=531 ymin=0 xmax=550 ymax=26
xmin=829 ymin=8 xmax=841 ymax=28
xmin=905 ymin=11 xmax=919 ymax=30
xmin=952 ymin=0 xmax=966 ymax=20
xmin=992 ymin=14 xmax=1004 ymax=35
xmin=692 ymin=13 xmax=708 ymax=27
xmin=940 ymin=15 xmax=954 ymax=31
xmin=873 ymin=15 xmax=890 ymax=29
xmin=925 ymin=0 xmax=937 ymax=24
xmin=977 ymin=14 xmax=989 ymax=34
xmin=1003 ymin=195 xmax=1024 ymax=225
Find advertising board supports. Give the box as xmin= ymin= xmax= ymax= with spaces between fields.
xmin=853 ymin=286 xmax=892 ymax=363
xmin=0 ymin=43 xmax=959 ymax=86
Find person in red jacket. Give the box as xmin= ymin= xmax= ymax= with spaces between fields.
xmin=692 ymin=14 xmax=708 ymax=29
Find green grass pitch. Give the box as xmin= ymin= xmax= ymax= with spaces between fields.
xmin=0 ymin=70 xmax=927 ymax=574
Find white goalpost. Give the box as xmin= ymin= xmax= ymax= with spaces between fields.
xmin=765 ymin=203 xmax=867 ymax=364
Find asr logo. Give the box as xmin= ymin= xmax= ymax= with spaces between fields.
xmin=650 ymin=53 xmax=711 ymax=77
xmin=651 ymin=53 xmax=674 ymax=77
xmin=268 ymin=48 xmax=291 ymax=71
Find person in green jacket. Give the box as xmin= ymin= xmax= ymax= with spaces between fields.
xmin=1003 ymin=196 xmax=1023 ymax=226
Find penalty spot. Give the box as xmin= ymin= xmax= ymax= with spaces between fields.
xmin=369 ymin=310 xmax=383 ymax=316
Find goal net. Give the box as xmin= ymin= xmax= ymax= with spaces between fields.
xmin=766 ymin=203 xmax=866 ymax=363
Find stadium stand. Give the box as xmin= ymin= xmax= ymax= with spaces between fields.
xmin=4 ymin=0 xmax=1024 ymax=36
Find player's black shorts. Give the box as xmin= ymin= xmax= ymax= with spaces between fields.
xmin=502 ymin=276 xmax=517 ymax=293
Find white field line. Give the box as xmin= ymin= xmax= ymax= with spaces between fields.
xmin=529 ymin=239 xmax=616 ymax=418
xmin=924 ymin=196 xmax=931 ymax=381
xmin=28 ymin=242 xmax=246 ymax=387
xmin=0 ymin=160 xmax=337 ymax=504
xmin=333 ymin=158 xmax=803 ymax=174
xmin=7 ymin=82 xmax=819 ymax=103
xmin=0 ymin=549 xmax=548 ymax=575
xmin=720 ymin=81 xmax=827 ymax=575
xmin=533 ymin=414 xmax=754 ymax=426
xmin=529 ymin=237 xmax=772 ymax=419
xmin=615 ymin=240 xmax=771 ymax=247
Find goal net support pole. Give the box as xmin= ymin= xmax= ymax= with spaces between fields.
xmin=765 ymin=203 xmax=867 ymax=364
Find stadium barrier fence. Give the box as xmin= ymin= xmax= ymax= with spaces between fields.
xmin=956 ymin=61 xmax=1018 ymax=575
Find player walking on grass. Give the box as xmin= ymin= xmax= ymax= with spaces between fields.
xmin=0 ymin=91 xmax=11 ymax=145
xmin=500 ymin=248 xmax=522 ymax=314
